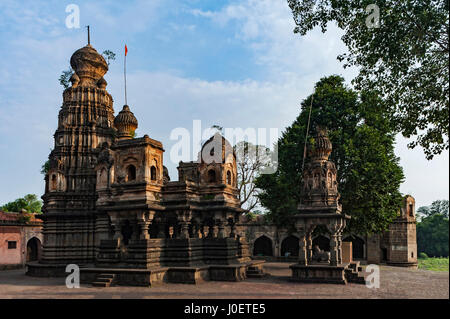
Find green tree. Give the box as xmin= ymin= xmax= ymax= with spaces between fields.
xmin=255 ymin=75 xmax=405 ymax=234
xmin=417 ymin=199 xmax=449 ymax=220
xmin=40 ymin=160 xmax=49 ymax=175
xmin=234 ymin=141 xmax=272 ymax=214
xmin=417 ymin=213 xmax=449 ymax=257
xmin=59 ymin=68 xmax=73 ymax=89
xmin=102 ymin=50 xmax=116 ymax=66
xmin=1 ymin=194 xmax=42 ymax=214
xmin=288 ymin=0 xmax=449 ymax=159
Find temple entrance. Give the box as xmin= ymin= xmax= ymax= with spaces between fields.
xmin=281 ymin=235 xmax=299 ymax=257
xmin=121 ymin=220 xmax=133 ymax=245
xmin=343 ymin=236 xmax=365 ymax=259
xmin=312 ymin=235 xmax=330 ymax=251
xmin=381 ymin=248 xmax=388 ymax=262
xmin=26 ymin=237 xmax=41 ymax=262
xmin=253 ymin=235 xmax=273 ymax=256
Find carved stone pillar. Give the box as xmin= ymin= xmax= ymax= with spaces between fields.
xmin=137 ymin=211 xmax=155 ymax=240
xmin=138 ymin=220 xmax=150 ymax=240
xmin=212 ymin=224 xmax=219 ymax=238
xmin=337 ymin=233 xmax=343 ymax=264
xmin=298 ymin=233 xmax=308 ymax=266
xmin=229 ymin=218 xmax=237 ymax=239
xmin=178 ymin=211 xmax=192 ymax=239
xmin=110 ymin=214 xmax=122 ymax=246
xmin=329 ymin=233 xmax=338 ymax=266
xmin=217 ymin=219 xmax=225 ymax=239
xmin=306 ymin=231 xmax=313 ymax=262
xmin=180 ymin=222 xmax=190 ymax=239
xmin=204 ymin=225 xmax=211 ymax=238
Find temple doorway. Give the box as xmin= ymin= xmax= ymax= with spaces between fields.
xmin=26 ymin=237 xmax=41 ymax=262
xmin=253 ymin=235 xmax=273 ymax=256
xmin=343 ymin=236 xmax=365 ymax=259
xmin=281 ymin=235 xmax=299 ymax=257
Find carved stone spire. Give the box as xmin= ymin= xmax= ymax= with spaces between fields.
xmin=299 ymin=126 xmax=341 ymax=213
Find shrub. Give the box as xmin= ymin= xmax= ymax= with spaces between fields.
xmin=419 ymin=252 xmax=428 ymax=259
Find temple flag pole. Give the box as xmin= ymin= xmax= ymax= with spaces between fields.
xmin=301 ymin=94 xmax=314 ymax=173
xmin=124 ymin=44 xmax=128 ymax=105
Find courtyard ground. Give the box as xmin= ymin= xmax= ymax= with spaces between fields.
xmin=0 ymin=262 xmax=448 ymax=299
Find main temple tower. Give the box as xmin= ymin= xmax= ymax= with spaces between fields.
xmin=37 ymin=43 xmax=115 ymax=270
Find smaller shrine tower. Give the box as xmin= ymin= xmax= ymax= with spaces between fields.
xmin=386 ymin=195 xmax=418 ymax=267
xmin=290 ymin=126 xmax=364 ymax=284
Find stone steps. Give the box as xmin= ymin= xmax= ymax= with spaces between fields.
xmin=344 ymin=268 xmax=366 ymax=284
xmin=92 ymin=273 xmax=116 ymax=287
xmin=246 ymin=266 xmax=266 ymax=278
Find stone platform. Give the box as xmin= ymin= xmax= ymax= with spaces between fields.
xmin=290 ymin=261 xmax=365 ymax=285
xmin=387 ymin=261 xmax=418 ymax=269
xmin=26 ymin=262 xmax=79 ymax=277
xmin=79 ymin=260 xmax=265 ymax=287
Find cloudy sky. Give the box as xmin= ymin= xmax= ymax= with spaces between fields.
xmin=0 ymin=0 xmax=448 ymax=209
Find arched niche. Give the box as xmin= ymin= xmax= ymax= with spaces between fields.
xmin=343 ymin=235 xmax=365 ymax=259
xmin=253 ymin=235 xmax=273 ymax=256
xmin=281 ymin=235 xmax=299 ymax=257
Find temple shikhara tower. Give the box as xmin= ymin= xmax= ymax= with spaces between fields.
xmin=41 ymin=44 xmax=115 ymax=267
xmin=27 ymin=42 xmax=264 ymax=285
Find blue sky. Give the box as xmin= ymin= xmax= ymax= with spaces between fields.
xmin=0 ymin=0 xmax=448 ymax=209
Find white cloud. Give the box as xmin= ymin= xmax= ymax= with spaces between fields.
xmin=190 ymin=0 xmax=356 ymax=82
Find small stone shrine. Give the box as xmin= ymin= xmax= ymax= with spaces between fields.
xmin=290 ymin=126 xmax=365 ymax=284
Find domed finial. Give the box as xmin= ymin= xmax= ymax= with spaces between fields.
xmin=114 ymin=105 xmax=138 ymax=140
xmin=70 ymin=45 xmax=108 ymax=87
xmin=307 ymin=125 xmax=332 ymax=161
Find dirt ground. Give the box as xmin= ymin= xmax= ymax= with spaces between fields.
xmin=0 ymin=262 xmax=448 ymax=299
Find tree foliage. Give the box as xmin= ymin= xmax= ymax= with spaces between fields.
xmin=59 ymin=68 xmax=73 ymax=89
xmin=417 ymin=199 xmax=449 ymax=220
xmin=417 ymin=213 xmax=449 ymax=257
xmin=1 ymin=194 xmax=42 ymax=214
xmin=102 ymin=50 xmax=116 ymax=66
xmin=234 ymin=141 xmax=272 ymax=214
xmin=40 ymin=160 xmax=49 ymax=175
xmin=288 ymin=0 xmax=449 ymax=159
xmin=255 ymin=75 xmax=404 ymax=234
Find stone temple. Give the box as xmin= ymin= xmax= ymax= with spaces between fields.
xmin=26 ymin=43 xmax=264 ymax=286
xmin=26 ymin=41 xmax=418 ymax=286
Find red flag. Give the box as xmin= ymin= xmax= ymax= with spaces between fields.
xmin=125 ymin=45 xmax=128 ymax=56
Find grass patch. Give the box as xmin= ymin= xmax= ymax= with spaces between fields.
xmin=418 ymin=257 xmax=449 ymax=271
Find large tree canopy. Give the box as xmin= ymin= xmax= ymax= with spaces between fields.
xmin=288 ymin=0 xmax=449 ymax=159
xmin=256 ymin=75 xmax=404 ymax=234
